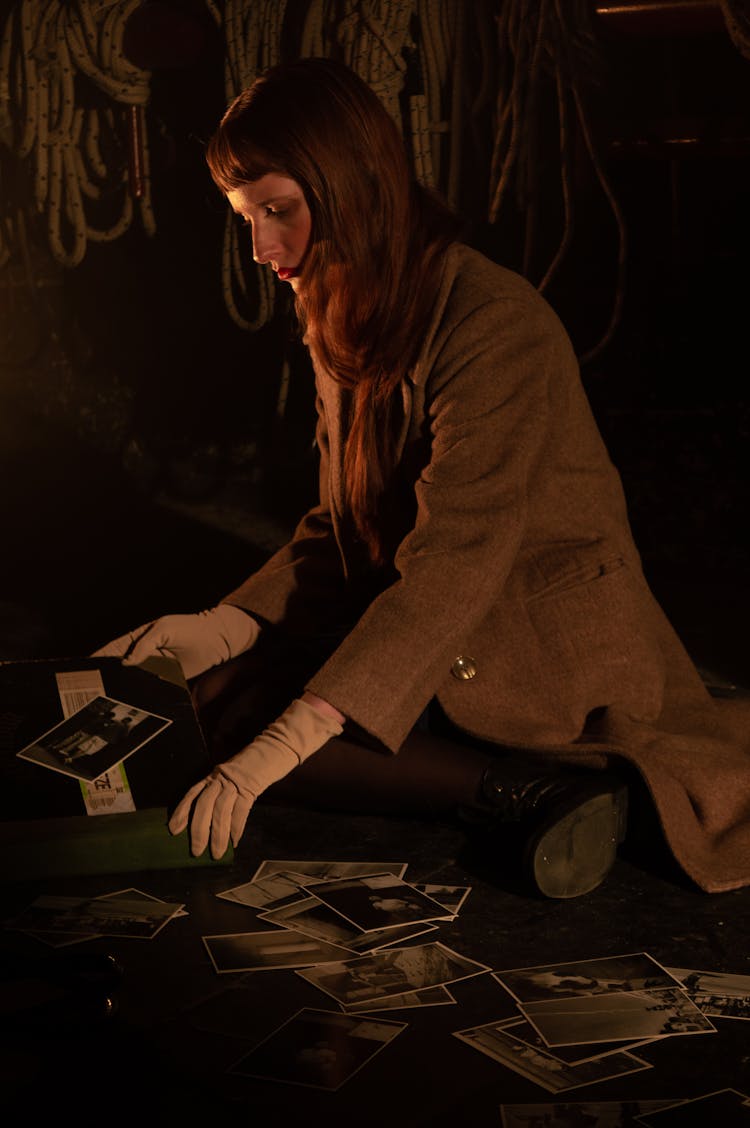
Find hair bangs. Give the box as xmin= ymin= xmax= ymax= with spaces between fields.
xmin=206 ymin=122 xmax=280 ymax=192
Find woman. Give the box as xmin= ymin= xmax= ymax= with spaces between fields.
xmin=95 ymin=58 xmax=750 ymax=899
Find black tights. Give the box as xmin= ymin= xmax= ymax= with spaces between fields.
xmin=190 ymin=645 xmax=495 ymax=818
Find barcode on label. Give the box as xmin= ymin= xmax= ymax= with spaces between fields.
xmin=55 ymin=670 xmax=106 ymax=719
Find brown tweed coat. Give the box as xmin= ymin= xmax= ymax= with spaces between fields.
xmin=224 ymin=244 xmax=750 ymax=894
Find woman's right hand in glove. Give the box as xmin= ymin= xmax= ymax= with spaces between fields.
xmin=91 ymin=604 xmax=260 ymax=681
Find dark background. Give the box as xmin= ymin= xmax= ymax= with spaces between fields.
xmin=1 ymin=0 xmax=747 ymax=685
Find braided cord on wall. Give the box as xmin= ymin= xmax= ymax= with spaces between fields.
xmin=208 ymin=0 xmax=287 ymax=331
xmin=0 ymin=0 xmax=155 ymax=269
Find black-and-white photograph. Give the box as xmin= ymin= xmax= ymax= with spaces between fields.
xmin=227 ymin=1008 xmax=406 ymax=1090
xmin=494 ymin=953 xmax=684 ymax=1004
xmin=15 ymin=694 xmax=171 ymax=782
xmin=296 ymin=940 xmax=491 ymax=1005
xmin=202 ymin=928 xmax=357 ymax=973
xmin=521 ymin=987 xmax=717 ymax=1047
xmin=343 ymin=984 xmax=457 ymax=1013
xmin=634 ymin=1088 xmax=750 ymax=1126
xmin=258 ymin=894 xmax=437 ymax=952
xmin=215 ymin=872 xmax=309 ymax=909
xmin=499 ymin=1017 xmax=655 ymax=1065
xmin=98 ymin=887 xmax=188 ymax=918
xmin=301 ymin=873 xmax=454 ymax=932
xmin=499 ymin=1100 xmax=685 ymax=1127
xmin=666 ymin=967 xmax=750 ymax=1019
xmin=409 ymin=883 xmax=472 ymax=917
xmin=453 ymin=1021 xmax=652 ymax=1094
xmin=7 ymin=892 xmax=184 ymax=939
xmin=250 ymin=859 xmax=408 ymax=882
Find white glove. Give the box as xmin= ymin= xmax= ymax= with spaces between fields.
xmin=168 ymin=698 xmax=343 ymax=858
xmin=91 ymin=604 xmax=260 ymax=680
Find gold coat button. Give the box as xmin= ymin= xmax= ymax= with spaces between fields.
xmin=451 ymin=655 xmax=477 ymax=680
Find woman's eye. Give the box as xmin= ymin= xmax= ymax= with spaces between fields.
xmin=265 ymin=206 xmax=286 ymax=219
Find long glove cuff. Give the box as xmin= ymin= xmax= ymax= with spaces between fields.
xmin=217 ymin=698 xmax=344 ymax=800
xmin=209 ymin=603 xmax=261 ymax=660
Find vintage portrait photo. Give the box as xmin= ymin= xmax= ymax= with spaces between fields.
xmin=15 ymin=694 xmax=171 ymax=782
xmin=227 ymin=1007 xmax=406 ymax=1090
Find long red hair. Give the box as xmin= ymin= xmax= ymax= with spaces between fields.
xmin=207 ymin=57 xmax=462 ymax=563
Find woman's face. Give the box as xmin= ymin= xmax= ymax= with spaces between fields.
xmin=227 ymin=173 xmax=311 ymax=291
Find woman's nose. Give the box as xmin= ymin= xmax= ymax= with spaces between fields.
xmin=251 ymin=225 xmax=278 ymax=265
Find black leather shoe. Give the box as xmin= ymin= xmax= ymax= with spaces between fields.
xmin=479 ymin=760 xmax=628 ymax=899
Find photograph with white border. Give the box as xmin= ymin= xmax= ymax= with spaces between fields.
xmin=202 ymin=929 xmax=357 ymax=973
xmin=296 ymin=941 xmax=491 ymax=1006
xmin=226 ymin=1007 xmax=407 ymax=1090
xmin=16 ymin=694 xmax=171 ymax=783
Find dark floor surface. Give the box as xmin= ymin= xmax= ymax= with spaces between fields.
xmin=1 ymin=405 xmax=749 ymax=1128
xmin=2 ymin=805 xmax=750 ymax=1127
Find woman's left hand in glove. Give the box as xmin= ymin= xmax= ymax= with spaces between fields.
xmin=167 ymin=696 xmax=344 ymax=859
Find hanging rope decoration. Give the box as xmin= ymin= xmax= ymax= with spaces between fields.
xmin=0 ymin=0 xmax=155 ymax=269
xmin=327 ymin=0 xmax=460 ymax=200
xmin=205 ymin=0 xmax=287 ymax=332
xmin=488 ymin=0 xmax=627 ymax=365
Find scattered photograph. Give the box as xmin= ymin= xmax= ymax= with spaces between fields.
xmin=202 ymin=929 xmax=357 ymax=973
xmin=521 ymin=987 xmax=717 ymax=1047
xmin=343 ymin=984 xmax=457 ymax=1013
xmin=7 ymin=892 xmax=184 ymax=939
xmin=499 ymin=1100 xmax=684 ymax=1127
xmin=666 ymin=967 xmax=750 ymax=1019
xmin=19 ymin=887 xmax=185 ymax=947
xmin=635 ymin=1088 xmax=750 ymax=1126
xmin=215 ymin=873 xmax=309 ymax=909
xmin=16 ymin=695 xmax=171 ymax=782
xmin=453 ymin=1020 xmax=651 ymax=1093
xmin=296 ymin=941 xmax=491 ymax=1006
xmin=97 ymin=886 xmax=188 ymax=917
xmin=257 ymin=894 xmax=438 ymax=952
xmin=363 ymin=922 xmax=440 ymax=952
xmin=250 ymin=859 xmax=407 ymax=881
xmin=227 ymin=1007 xmax=407 ymax=1090
xmin=499 ymin=1017 xmax=657 ymax=1065
xmin=409 ymin=883 xmax=472 ymax=916
xmin=301 ymin=873 xmax=453 ymax=933
xmin=494 ymin=953 xmax=684 ymax=1004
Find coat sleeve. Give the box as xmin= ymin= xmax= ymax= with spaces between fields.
xmin=305 ymin=287 xmax=577 ymax=751
xmin=220 ymin=392 xmax=348 ymax=637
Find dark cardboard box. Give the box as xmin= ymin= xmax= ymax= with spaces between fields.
xmin=0 ymin=656 xmax=232 ymax=879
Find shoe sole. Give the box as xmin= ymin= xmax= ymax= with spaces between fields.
xmin=525 ymin=785 xmax=628 ymax=899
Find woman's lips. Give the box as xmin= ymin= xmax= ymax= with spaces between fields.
xmin=276 ymin=267 xmax=299 ymax=282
